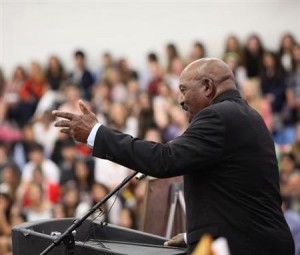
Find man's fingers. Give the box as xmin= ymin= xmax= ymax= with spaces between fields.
xmin=60 ymin=128 xmax=71 ymax=135
xmin=163 ymin=233 xmax=186 ymax=248
xmin=52 ymin=110 xmax=75 ymax=120
xmin=79 ymin=100 xmax=91 ymax=115
xmin=54 ymin=120 xmax=72 ymax=128
xmin=164 ymin=239 xmax=176 ymax=246
xmin=164 ymin=240 xmax=179 ymax=247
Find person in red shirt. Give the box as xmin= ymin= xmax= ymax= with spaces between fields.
xmin=10 ymin=62 xmax=48 ymax=127
xmin=20 ymin=62 xmax=48 ymax=102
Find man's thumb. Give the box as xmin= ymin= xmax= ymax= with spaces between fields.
xmin=79 ymin=100 xmax=91 ymax=115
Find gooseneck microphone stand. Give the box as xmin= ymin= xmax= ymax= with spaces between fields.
xmin=40 ymin=171 xmax=139 ymax=255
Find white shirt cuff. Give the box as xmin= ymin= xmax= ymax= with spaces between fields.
xmin=184 ymin=233 xmax=187 ymax=244
xmin=87 ymin=123 xmax=101 ymax=148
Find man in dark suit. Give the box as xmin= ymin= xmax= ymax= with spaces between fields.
xmin=53 ymin=58 xmax=294 ymax=254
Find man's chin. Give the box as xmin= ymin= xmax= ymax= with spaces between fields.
xmin=183 ymin=110 xmax=194 ymax=122
xmin=187 ymin=112 xmax=193 ymax=122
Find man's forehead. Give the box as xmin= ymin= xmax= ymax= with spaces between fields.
xmin=178 ymin=73 xmax=198 ymax=89
xmin=179 ymin=72 xmax=191 ymax=84
xmin=179 ymin=65 xmax=202 ymax=83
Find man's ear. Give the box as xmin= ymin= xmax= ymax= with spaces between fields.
xmin=202 ymin=78 xmax=215 ymax=97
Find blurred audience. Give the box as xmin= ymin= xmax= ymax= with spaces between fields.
xmin=118 ymin=58 xmax=138 ymax=84
xmin=278 ymin=33 xmax=297 ymax=73
xmin=76 ymin=182 xmax=122 ymax=225
xmin=223 ymin=52 xmax=247 ymax=89
xmin=189 ymin=41 xmax=206 ymax=62
xmin=280 ymin=153 xmax=298 ymax=197
xmin=20 ymin=143 xmax=60 ymax=205
xmin=143 ymin=52 xmax=163 ymax=96
xmin=261 ymin=51 xmax=286 ymax=108
xmin=0 ymin=163 xmax=21 ymax=202
xmin=1 ymin=66 xmax=27 ymax=123
xmin=94 ymin=52 xmax=115 ymax=84
xmin=165 ymin=43 xmax=181 ymax=74
xmin=23 ymin=182 xmax=52 ymax=221
xmin=46 ymin=56 xmax=65 ymax=91
xmin=0 ymin=192 xmax=13 ymax=255
xmin=286 ymin=45 xmax=300 ymax=123
xmin=10 ymin=62 xmax=48 ymax=127
xmin=243 ymin=34 xmax=265 ymax=78
xmin=241 ymin=79 xmax=272 ymax=130
xmin=291 ymin=122 xmax=300 ymax=167
xmin=286 ymin=172 xmax=300 ymax=214
xmin=32 ymin=111 xmax=58 ymax=158
xmin=282 ymin=196 xmax=300 ymax=255
xmin=67 ymin=50 xmax=94 ymax=100
xmin=222 ymin=35 xmax=243 ymax=65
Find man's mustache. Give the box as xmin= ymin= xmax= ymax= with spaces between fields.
xmin=181 ymin=104 xmax=189 ymax=111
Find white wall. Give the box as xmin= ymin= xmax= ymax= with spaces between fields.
xmin=1 ymin=0 xmax=300 ymax=76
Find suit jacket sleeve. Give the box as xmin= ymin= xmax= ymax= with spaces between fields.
xmin=92 ymin=108 xmax=225 ymax=178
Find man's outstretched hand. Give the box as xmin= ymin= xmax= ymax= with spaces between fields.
xmin=164 ymin=233 xmax=187 ymax=248
xmin=53 ymin=100 xmax=98 ymax=143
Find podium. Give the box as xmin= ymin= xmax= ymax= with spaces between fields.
xmin=142 ymin=177 xmax=185 ymax=237
xmin=12 ymin=218 xmax=187 ymax=255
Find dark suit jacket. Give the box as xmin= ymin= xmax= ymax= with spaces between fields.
xmin=93 ymin=90 xmax=294 ymax=255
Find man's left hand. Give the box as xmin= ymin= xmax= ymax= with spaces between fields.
xmin=53 ymin=100 xmax=98 ymax=143
xmin=164 ymin=233 xmax=187 ymax=248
